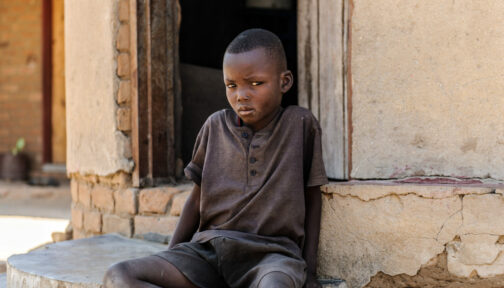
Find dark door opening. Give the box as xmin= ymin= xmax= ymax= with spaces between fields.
xmin=179 ymin=0 xmax=297 ymax=164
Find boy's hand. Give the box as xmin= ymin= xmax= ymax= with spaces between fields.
xmin=304 ymin=273 xmax=322 ymax=288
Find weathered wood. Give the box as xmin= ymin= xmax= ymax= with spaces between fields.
xmin=297 ymin=0 xmax=349 ymax=179
xmin=297 ymin=0 xmax=320 ymax=119
xmin=132 ymin=0 xmax=179 ymax=186
xmin=130 ymin=0 xmax=141 ymax=186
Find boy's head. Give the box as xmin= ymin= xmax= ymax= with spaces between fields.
xmin=223 ymin=28 xmax=293 ymax=131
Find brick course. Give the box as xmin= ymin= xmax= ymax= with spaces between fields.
xmin=103 ymin=214 xmax=132 ymax=237
xmin=139 ymin=187 xmax=180 ymax=214
xmin=114 ymin=188 xmax=138 ymax=215
xmin=134 ymin=215 xmax=179 ymax=236
xmin=84 ymin=211 xmax=102 ymax=233
xmin=91 ymin=185 xmax=115 ymax=212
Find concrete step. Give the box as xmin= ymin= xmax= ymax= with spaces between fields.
xmin=7 ymin=234 xmax=167 ymax=288
xmin=0 ymin=273 xmax=5 ymax=288
xmin=6 ymin=234 xmax=346 ymax=288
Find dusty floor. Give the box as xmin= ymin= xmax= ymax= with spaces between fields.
xmin=0 ymin=181 xmax=71 ymax=262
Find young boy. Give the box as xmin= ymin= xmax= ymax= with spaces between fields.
xmin=104 ymin=28 xmax=328 ymax=288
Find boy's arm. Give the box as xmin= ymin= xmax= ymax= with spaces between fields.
xmin=303 ymin=185 xmax=322 ymax=288
xmin=168 ymin=184 xmax=201 ymax=249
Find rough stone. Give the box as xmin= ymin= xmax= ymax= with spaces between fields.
xmin=118 ymin=0 xmax=129 ymax=22
xmin=102 ymin=214 xmax=132 ymax=237
xmin=77 ymin=183 xmax=92 ymax=209
xmin=7 ymin=234 xmax=167 ymax=288
xmin=351 ymin=0 xmax=504 ymax=180
xmin=117 ymin=53 xmax=130 ymax=78
xmin=114 ymin=188 xmax=138 ymax=215
xmin=116 ymin=24 xmax=129 ymax=52
xmin=83 ymin=211 xmax=102 ymax=233
xmin=170 ymin=190 xmax=190 ymax=216
xmin=73 ymin=228 xmax=86 ymax=240
xmin=139 ymin=187 xmax=180 ymax=214
xmin=66 ymin=0 xmax=133 ymax=176
xmin=116 ymin=107 xmax=131 ymax=131
xmin=70 ymin=179 xmax=78 ymax=203
xmin=134 ymin=215 xmax=178 ymax=236
xmin=71 ymin=204 xmax=84 ymax=229
xmin=117 ymin=80 xmax=130 ymax=104
xmin=91 ymin=185 xmax=115 ymax=212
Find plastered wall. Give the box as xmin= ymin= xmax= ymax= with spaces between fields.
xmin=350 ymin=1 xmax=504 ymax=180
xmin=65 ymin=0 xmax=133 ymax=176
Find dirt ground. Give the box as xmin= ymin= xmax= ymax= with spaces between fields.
xmin=0 ymin=181 xmax=71 ymax=262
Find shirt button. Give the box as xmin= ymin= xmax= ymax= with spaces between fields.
xmin=242 ymin=132 xmax=249 ymax=138
xmin=250 ymin=170 xmax=257 ymax=176
xmin=250 ymin=157 xmax=257 ymax=164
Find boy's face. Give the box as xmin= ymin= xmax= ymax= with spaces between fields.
xmin=223 ymin=48 xmax=293 ymax=131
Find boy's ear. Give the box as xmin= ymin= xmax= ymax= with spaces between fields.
xmin=280 ymin=70 xmax=294 ymax=94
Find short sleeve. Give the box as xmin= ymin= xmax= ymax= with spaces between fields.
xmin=305 ymin=118 xmax=329 ymax=187
xmin=184 ymin=119 xmax=210 ymax=186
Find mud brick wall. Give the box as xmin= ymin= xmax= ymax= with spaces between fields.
xmin=70 ymin=173 xmax=192 ymax=241
xmin=0 ymin=1 xmax=43 ymax=170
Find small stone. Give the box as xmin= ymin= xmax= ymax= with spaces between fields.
xmin=134 ymin=215 xmax=178 ymax=236
xmin=118 ymin=0 xmax=129 ymax=22
xmin=170 ymin=190 xmax=190 ymax=216
xmin=71 ymin=179 xmax=79 ymax=203
xmin=115 ymin=188 xmax=138 ymax=215
xmin=91 ymin=185 xmax=115 ymax=212
xmin=117 ymin=80 xmax=131 ymax=104
xmin=71 ymin=204 xmax=84 ymax=229
xmin=116 ymin=24 xmax=130 ymax=52
xmin=117 ymin=53 xmax=130 ymax=78
xmin=139 ymin=187 xmax=180 ymax=214
xmin=84 ymin=211 xmax=102 ymax=233
xmin=102 ymin=214 xmax=132 ymax=237
xmin=116 ymin=107 xmax=131 ymax=131
xmin=78 ymin=183 xmax=92 ymax=208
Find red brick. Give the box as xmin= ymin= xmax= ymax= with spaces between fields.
xmin=71 ymin=179 xmax=79 ymax=203
xmin=84 ymin=210 xmax=102 ymax=233
xmin=91 ymin=185 xmax=115 ymax=212
xmin=170 ymin=190 xmax=190 ymax=216
xmin=118 ymin=0 xmax=130 ymax=22
xmin=117 ymin=80 xmax=131 ymax=104
xmin=116 ymin=24 xmax=130 ymax=52
xmin=134 ymin=215 xmax=179 ymax=235
xmin=78 ymin=183 xmax=92 ymax=208
xmin=71 ymin=204 xmax=84 ymax=229
xmin=139 ymin=187 xmax=180 ymax=214
xmin=117 ymin=53 xmax=130 ymax=78
xmin=102 ymin=214 xmax=132 ymax=237
xmin=114 ymin=188 xmax=138 ymax=215
xmin=116 ymin=107 xmax=131 ymax=131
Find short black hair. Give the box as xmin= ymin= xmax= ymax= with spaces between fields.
xmin=225 ymin=28 xmax=287 ymax=70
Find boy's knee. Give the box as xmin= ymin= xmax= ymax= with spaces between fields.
xmin=103 ymin=262 xmax=132 ymax=288
xmin=257 ymin=271 xmax=295 ymax=288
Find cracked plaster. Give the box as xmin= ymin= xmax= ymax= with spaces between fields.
xmin=319 ymin=183 xmax=504 ymax=288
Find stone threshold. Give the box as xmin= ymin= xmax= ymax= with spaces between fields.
xmin=323 ymin=177 xmax=504 ymax=201
xmin=7 ymin=234 xmax=346 ymax=288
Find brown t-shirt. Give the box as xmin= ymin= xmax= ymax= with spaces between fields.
xmin=184 ymin=106 xmax=328 ymax=253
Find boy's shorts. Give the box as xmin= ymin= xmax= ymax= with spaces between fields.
xmin=154 ymin=236 xmax=307 ymax=288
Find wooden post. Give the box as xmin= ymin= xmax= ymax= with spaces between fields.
xmin=297 ymin=0 xmax=350 ymax=179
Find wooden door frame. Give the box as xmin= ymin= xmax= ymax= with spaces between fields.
xmin=42 ymin=0 xmax=53 ymax=164
xmin=297 ymin=0 xmax=351 ymax=180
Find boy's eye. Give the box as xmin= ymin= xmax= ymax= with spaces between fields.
xmin=226 ymin=83 xmax=236 ymax=88
xmin=251 ymin=81 xmax=263 ymax=86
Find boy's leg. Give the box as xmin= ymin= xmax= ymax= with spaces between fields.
xmin=103 ymin=255 xmax=198 ymax=288
xmin=257 ymin=271 xmax=295 ymax=288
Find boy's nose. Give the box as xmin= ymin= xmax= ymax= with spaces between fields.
xmin=237 ymin=89 xmax=250 ymax=101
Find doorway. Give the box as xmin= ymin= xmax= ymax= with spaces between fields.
xmin=178 ymin=0 xmax=298 ymax=164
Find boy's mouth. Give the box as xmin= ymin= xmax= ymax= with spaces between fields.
xmin=237 ymin=106 xmax=254 ymax=116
